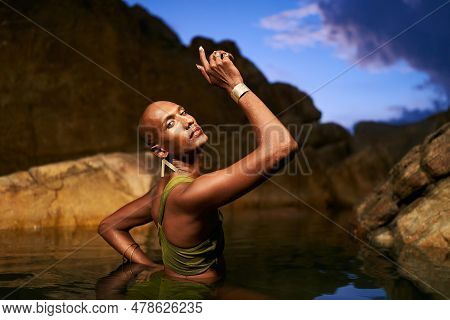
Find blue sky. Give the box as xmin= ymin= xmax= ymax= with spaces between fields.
xmin=125 ymin=0 xmax=449 ymax=129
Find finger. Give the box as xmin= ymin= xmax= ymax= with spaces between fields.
xmin=214 ymin=50 xmax=223 ymax=65
xmin=216 ymin=50 xmax=234 ymax=61
xmin=198 ymin=46 xmax=210 ymax=70
xmin=209 ymin=51 xmax=217 ymax=68
xmin=222 ymin=52 xmax=233 ymax=64
xmin=196 ymin=64 xmax=211 ymax=83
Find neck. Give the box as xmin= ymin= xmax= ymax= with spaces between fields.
xmin=170 ymin=148 xmax=203 ymax=178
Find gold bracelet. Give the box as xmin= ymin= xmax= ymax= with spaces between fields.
xmin=122 ymin=243 xmax=138 ymax=263
xmin=230 ymin=83 xmax=250 ymax=103
xmin=129 ymin=244 xmax=140 ymax=265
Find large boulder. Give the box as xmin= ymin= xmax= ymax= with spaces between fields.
xmin=0 ymin=153 xmax=152 ymax=229
xmin=421 ymin=123 xmax=450 ymax=177
xmin=357 ymin=123 xmax=450 ymax=252
xmin=356 ymin=181 xmax=398 ymax=233
xmin=395 ymin=178 xmax=449 ymax=249
xmin=391 ymin=145 xmax=430 ymax=200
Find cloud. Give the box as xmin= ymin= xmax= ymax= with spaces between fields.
xmin=386 ymin=104 xmax=448 ymax=124
xmin=260 ymin=3 xmax=327 ymax=48
xmin=260 ymin=0 xmax=450 ymax=101
xmin=260 ymin=3 xmax=322 ymax=32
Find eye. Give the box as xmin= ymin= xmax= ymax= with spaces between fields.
xmin=166 ymin=120 xmax=175 ymax=129
xmin=180 ymin=109 xmax=186 ymax=115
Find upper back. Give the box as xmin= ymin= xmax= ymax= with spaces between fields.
xmin=149 ymin=174 xmax=192 ymax=223
xmin=150 ymin=173 xmax=222 ymax=248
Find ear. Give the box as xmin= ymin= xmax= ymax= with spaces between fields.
xmin=151 ymin=145 xmax=169 ymax=159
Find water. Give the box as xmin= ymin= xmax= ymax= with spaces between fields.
xmin=0 ymin=207 xmax=441 ymax=299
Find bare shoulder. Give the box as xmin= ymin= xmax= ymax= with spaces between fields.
xmin=166 ymin=179 xmax=195 ymax=211
xmin=150 ymin=175 xmax=194 ymax=219
xmin=161 ymin=175 xmax=211 ymax=218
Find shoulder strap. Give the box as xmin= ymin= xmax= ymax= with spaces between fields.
xmin=158 ymin=175 xmax=195 ymax=226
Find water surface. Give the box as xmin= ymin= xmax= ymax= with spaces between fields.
xmin=0 ymin=207 xmax=439 ymax=299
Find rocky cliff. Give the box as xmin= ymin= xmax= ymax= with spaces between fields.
xmin=0 ymin=0 xmax=376 ymax=213
xmin=1 ymin=0 xmax=448 ymax=226
xmin=354 ymin=109 xmax=449 ymax=163
xmin=0 ymin=0 xmax=321 ymax=175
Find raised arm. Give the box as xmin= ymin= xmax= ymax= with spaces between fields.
xmin=97 ymin=186 xmax=160 ymax=267
xmin=178 ymin=47 xmax=298 ymax=212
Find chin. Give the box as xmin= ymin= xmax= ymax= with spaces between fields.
xmin=194 ymin=134 xmax=208 ymax=148
xmin=192 ymin=135 xmax=208 ymax=149
xmin=180 ymin=135 xmax=208 ymax=155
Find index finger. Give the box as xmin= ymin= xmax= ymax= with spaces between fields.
xmin=199 ymin=46 xmax=210 ymax=70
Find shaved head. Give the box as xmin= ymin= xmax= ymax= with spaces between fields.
xmin=138 ymin=101 xmax=177 ymax=146
xmin=138 ymin=100 xmax=207 ymax=156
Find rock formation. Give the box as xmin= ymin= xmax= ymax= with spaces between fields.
xmin=356 ymin=123 xmax=449 ymax=297
xmin=0 ymin=0 xmax=448 ymax=228
xmin=0 ymin=0 xmax=321 ymax=175
xmin=354 ymin=110 xmax=449 ymax=163
xmin=0 ymin=153 xmax=152 ymax=229
xmin=0 ymin=0 xmax=387 ymax=214
xmin=357 ymin=123 xmax=449 ymax=251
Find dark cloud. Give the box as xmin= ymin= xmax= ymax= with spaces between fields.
xmin=386 ymin=104 xmax=448 ymax=124
xmin=317 ymin=0 xmax=450 ymax=101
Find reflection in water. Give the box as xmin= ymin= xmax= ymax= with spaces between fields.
xmin=315 ymin=284 xmax=386 ymax=300
xmin=0 ymin=207 xmax=442 ymax=299
xmin=358 ymin=246 xmax=448 ymax=299
xmin=96 ymin=263 xmax=269 ymax=300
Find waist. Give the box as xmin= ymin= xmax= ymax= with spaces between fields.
xmin=164 ymin=254 xmax=226 ymax=283
xmin=158 ymin=222 xmax=225 ymax=276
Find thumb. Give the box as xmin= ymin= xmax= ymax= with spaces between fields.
xmin=196 ymin=64 xmax=211 ymax=84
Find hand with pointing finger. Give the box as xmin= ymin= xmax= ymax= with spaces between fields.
xmin=196 ymin=47 xmax=244 ymax=94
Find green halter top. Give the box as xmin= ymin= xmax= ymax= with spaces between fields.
xmin=157 ymin=174 xmax=225 ymax=276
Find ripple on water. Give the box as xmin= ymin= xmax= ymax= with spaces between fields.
xmin=0 ymin=207 xmax=440 ymax=299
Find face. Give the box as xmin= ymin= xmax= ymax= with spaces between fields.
xmin=139 ymin=101 xmax=208 ymax=157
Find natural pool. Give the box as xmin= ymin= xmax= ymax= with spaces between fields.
xmin=0 ymin=207 xmax=443 ymax=299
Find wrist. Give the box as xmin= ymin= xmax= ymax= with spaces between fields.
xmin=229 ymin=82 xmax=250 ymax=103
xmin=225 ymin=79 xmax=243 ymax=94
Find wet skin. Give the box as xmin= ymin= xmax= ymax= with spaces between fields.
xmin=98 ymin=47 xmax=299 ymax=282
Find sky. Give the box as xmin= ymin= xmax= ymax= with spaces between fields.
xmin=124 ymin=0 xmax=449 ymax=129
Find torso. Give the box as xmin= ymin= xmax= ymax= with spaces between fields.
xmin=149 ymin=174 xmax=225 ymax=281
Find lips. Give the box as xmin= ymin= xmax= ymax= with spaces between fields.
xmin=189 ymin=126 xmax=203 ymax=139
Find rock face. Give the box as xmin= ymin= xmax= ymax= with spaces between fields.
xmin=325 ymin=145 xmax=393 ymax=207
xmin=356 ymin=123 xmax=449 ymax=297
xmin=0 ymin=153 xmax=152 ymax=229
xmin=0 ymin=0 xmax=391 ymax=213
xmin=357 ymin=123 xmax=450 ymax=251
xmin=0 ymin=0 xmax=448 ymax=225
xmin=354 ymin=109 xmax=449 ymax=163
xmin=0 ymin=0 xmax=321 ymax=175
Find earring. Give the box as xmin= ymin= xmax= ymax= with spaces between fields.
xmin=161 ymin=158 xmax=177 ymax=177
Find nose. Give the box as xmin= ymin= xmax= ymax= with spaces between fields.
xmin=182 ymin=115 xmax=195 ymax=129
